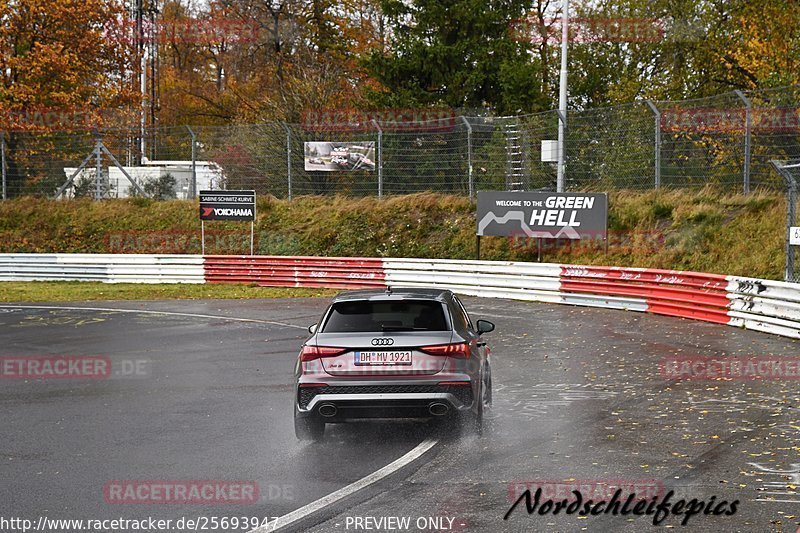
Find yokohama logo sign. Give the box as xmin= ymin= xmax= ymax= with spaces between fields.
xmin=202 ymin=208 xmax=253 ymax=217
xmin=199 ymin=190 xmax=256 ymax=221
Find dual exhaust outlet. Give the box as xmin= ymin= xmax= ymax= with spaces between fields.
xmin=316 ymin=402 xmax=451 ymax=417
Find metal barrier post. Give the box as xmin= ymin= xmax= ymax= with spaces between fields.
xmin=790 ymin=179 xmax=797 ymax=282
xmin=372 ymin=119 xmax=383 ymax=198
xmin=771 ymin=160 xmax=799 ymax=282
xmin=281 ymin=122 xmax=292 ymax=200
xmin=645 ymin=100 xmax=661 ymax=189
xmin=735 ymin=90 xmax=752 ymax=194
xmin=95 ymin=138 xmax=102 ymax=200
xmin=461 ymin=116 xmax=474 ymax=200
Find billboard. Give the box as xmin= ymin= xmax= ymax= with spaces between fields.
xmin=199 ymin=190 xmax=256 ymax=221
xmin=477 ymin=191 xmax=607 ymax=239
xmin=304 ymin=142 xmax=376 ymax=171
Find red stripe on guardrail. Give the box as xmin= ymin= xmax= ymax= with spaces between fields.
xmin=559 ymin=265 xmax=730 ymax=323
xmin=204 ymin=255 xmax=386 ymax=289
xmin=560 ymin=266 xmax=729 ymax=290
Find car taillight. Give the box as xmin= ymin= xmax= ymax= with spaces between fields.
xmin=421 ymin=342 xmax=470 ymax=359
xmin=300 ymin=346 xmax=347 ymax=362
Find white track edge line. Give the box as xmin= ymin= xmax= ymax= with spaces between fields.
xmin=250 ymin=437 xmax=439 ymax=533
xmin=0 ymin=305 xmax=307 ymax=329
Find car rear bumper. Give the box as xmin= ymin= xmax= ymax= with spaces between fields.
xmin=295 ymin=383 xmax=474 ymax=420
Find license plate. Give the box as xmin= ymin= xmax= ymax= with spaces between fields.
xmin=355 ymin=351 xmax=412 ymax=365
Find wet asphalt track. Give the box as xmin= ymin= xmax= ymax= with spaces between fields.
xmin=1 ymin=297 xmax=799 ymax=533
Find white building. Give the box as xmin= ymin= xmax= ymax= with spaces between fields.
xmin=62 ymin=160 xmax=225 ymax=199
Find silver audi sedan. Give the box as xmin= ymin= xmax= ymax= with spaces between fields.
xmin=294 ymin=287 xmax=494 ymax=441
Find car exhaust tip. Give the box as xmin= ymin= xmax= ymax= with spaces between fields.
xmin=428 ymin=403 xmax=449 ymax=416
xmin=318 ymin=404 xmax=338 ymax=417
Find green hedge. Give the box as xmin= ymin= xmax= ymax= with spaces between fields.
xmin=0 ymin=189 xmax=786 ymax=279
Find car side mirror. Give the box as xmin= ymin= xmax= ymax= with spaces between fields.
xmin=476 ymin=319 xmax=494 ymax=334
xmin=308 ymin=323 xmax=317 ymax=334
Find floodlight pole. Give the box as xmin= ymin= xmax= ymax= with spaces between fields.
xmin=556 ymin=0 xmax=569 ymax=192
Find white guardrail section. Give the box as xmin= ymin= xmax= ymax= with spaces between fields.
xmin=382 ymin=258 xmax=650 ymax=311
xmin=383 ymin=258 xmax=800 ymax=339
xmin=726 ymin=276 xmax=800 ymax=338
xmin=0 ymin=254 xmax=205 ymax=284
xmin=0 ymin=254 xmax=798 ymax=339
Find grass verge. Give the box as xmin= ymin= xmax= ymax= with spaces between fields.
xmin=0 ymin=282 xmax=337 ymax=302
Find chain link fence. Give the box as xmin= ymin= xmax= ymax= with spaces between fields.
xmin=2 ymin=85 xmax=800 ymax=200
xmin=771 ymin=159 xmax=800 ymax=282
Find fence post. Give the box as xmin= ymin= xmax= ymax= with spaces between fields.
xmin=735 ymin=90 xmax=751 ymax=194
xmin=281 ymin=122 xmax=292 ymax=200
xmin=95 ymin=136 xmax=102 ymax=200
xmin=186 ymin=126 xmax=197 ymax=199
xmin=1 ymin=131 xmax=6 ymax=200
xmin=771 ymin=160 xmax=798 ymax=281
xmin=372 ymin=119 xmax=383 ymax=198
xmin=645 ymin=100 xmax=661 ymax=189
xmin=460 ymin=116 xmax=474 ymax=200
xmin=789 ymin=174 xmax=797 ymax=282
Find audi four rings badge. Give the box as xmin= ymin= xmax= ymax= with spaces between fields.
xmin=371 ymin=338 xmax=394 ymax=346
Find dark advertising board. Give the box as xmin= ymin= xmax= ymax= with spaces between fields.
xmin=199 ymin=190 xmax=256 ymax=221
xmin=477 ymin=191 xmax=607 ymax=239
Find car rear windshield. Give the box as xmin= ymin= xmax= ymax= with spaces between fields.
xmin=321 ymin=300 xmax=449 ymax=333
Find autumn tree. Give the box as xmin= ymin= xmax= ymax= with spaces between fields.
xmin=0 ymin=0 xmax=136 ymax=195
xmin=0 ymin=0 xmax=134 ymax=120
xmin=155 ymin=0 xmax=386 ymax=125
xmin=561 ymin=0 xmax=800 ymax=106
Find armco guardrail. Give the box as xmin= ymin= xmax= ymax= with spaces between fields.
xmin=0 ymin=254 xmax=205 ymax=284
xmin=0 ymin=254 xmax=798 ymax=339
xmin=204 ymin=255 xmax=386 ymax=289
xmin=380 ymin=258 xmax=800 ymax=338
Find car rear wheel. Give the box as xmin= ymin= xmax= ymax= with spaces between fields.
xmin=295 ymin=416 xmax=325 ymax=442
xmin=473 ymin=370 xmax=492 ymax=436
xmin=454 ymin=373 xmax=490 ymax=435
